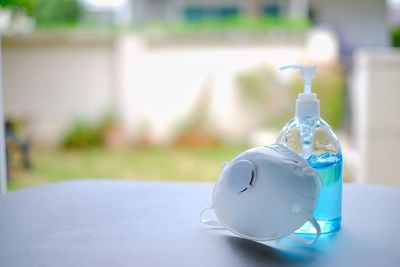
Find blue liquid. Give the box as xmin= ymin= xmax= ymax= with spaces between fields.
xmin=296 ymin=152 xmax=342 ymax=234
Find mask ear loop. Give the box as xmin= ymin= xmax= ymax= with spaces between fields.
xmin=269 ymin=145 xmax=321 ymax=245
xmin=201 ymin=206 xmax=320 ymax=244
xmin=287 ymin=208 xmax=321 ymax=245
xmin=199 ymin=206 xmax=224 ymax=228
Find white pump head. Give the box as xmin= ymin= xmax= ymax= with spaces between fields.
xmin=279 ymin=65 xmax=319 ymax=117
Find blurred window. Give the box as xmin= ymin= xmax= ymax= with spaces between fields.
xmin=263 ymin=5 xmax=280 ymax=17
xmin=184 ymin=6 xmax=240 ymax=22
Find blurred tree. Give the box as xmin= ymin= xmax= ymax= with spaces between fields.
xmin=34 ymin=0 xmax=81 ymax=26
xmin=0 ymin=0 xmax=82 ymax=26
xmin=392 ymin=27 xmax=400 ymax=47
xmin=0 ymin=0 xmax=35 ymax=15
xmin=0 ymin=0 xmax=35 ymax=18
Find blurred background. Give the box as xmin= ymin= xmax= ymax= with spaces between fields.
xmin=0 ymin=0 xmax=399 ymax=190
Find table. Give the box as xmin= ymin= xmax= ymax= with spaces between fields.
xmin=0 ymin=180 xmax=399 ymax=267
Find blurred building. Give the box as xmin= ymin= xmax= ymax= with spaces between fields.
xmin=81 ymin=0 xmax=389 ymax=63
xmin=81 ymin=0 xmax=309 ymax=24
xmin=389 ymin=0 xmax=400 ymax=25
xmin=310 ymin=0 xmax=389 ymax=69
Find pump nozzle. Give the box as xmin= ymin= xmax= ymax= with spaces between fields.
xmin=279 ymin=65 xmax=319 ymax=117
xmin=279 ymin=65 xmax=317 ymax=94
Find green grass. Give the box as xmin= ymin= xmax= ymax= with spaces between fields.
xmin=8 ymin=145 xmax=248 ymax=191
xmin=31 ymin=16 xmax=310 ymax=35
xmin=144 ymin=17 xmax=310 ymax=35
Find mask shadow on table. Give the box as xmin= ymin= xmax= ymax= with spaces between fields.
xmin=222 ymin=233 xmax=339 ymax=266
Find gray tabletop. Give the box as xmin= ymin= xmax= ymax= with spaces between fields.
xmin=0 ymin=180 xmax=400 ymax=267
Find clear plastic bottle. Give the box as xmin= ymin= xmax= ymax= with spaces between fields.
xmin=276 ymin=116 xmax=342 ymax=234
xmin=276 ymin=65 xmax=342 ymax=234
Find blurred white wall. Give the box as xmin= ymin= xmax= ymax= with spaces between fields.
xmin=2 ymin=32 xmax=336 ymax=144
xmin=352 ymin=49 xmax=400 ymax=186
xmin=115 ymin=35 xmax=309 ymax=143
xmin=2 ymin=35 xmax=114 ymax=143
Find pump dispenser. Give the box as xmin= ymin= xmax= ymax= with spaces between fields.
xmin=279 ymin=65 xmax=319 ymax=118
xmin=276 ymin=64 xmax=343 ymax=234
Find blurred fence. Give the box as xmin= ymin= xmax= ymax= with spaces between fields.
xmin=3 ymin=32 xmax=314 ymax=145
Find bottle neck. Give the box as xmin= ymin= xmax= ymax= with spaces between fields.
xmin=295 ymin=94 xmax=320 ymax=118
xmin=295 ymin=103 xmax=320 ymax=118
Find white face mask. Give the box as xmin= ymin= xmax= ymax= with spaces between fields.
xmin=200 ymin=144 xmax=321 ymax=245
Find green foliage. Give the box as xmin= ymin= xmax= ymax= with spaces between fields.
xmin=62 ymin=120 xmax=101 ymax=149
xmin=147 ymin=17 xmax=310 ymax=35
xmin=62 ymin=113 xmax=119 ymax=149
xmin=0 ymin=0 xmax=81 ymax=26
xmin=0 ymin=0 xmax=34 ymax=15
xmin=236 ymin=63 xmax=345 ymax=130
xmin=392 ymin=27 xmax=400 ymax=47
xmin=96 ymin=112 xmax=117 ymax=135
xmin=34 ymin=0 xmax=81 ymax=26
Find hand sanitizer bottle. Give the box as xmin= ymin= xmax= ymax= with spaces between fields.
xmin=276 ymin=65 xmax=342 ymax=234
